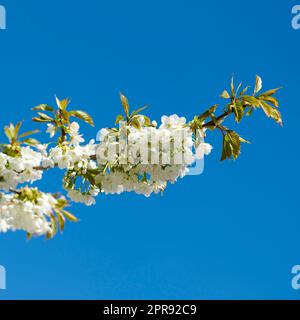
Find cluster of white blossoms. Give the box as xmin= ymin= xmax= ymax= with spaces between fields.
xmin=32 ymin=116 xmax=212 ymax=205
xmin=43 ymin=121 xmax=96 ymax=170
xmin=0 ymin=147 xmax=43 ymax=191
xmin=0 ymin=189 xmax=57 ymax=235
xmin=93 ymin=115 xmax=212 ymax=198
xmin=42 ymin=121 xmax=100 ymax=206
xmin=0 ymin=115 xmax=212 ymax=236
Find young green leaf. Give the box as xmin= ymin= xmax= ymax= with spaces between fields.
xmin=14 ymin=121 xmax=23 ymax=139
xmin=258 ymin=87 xmax=282 ymax=97
xmin=62 ymin=210 xmax=79 ymax=222
xmin=22 ymin=138 xmax=40 ymax=146
xmin=130 ymin=105 xmax=148 ymax=118
xmin=37 ymin=112 xmax=54 ymax=122
xmin=120 ymin=93 xmax=130 ymax=118
xmin=32 ymin=117 xmax=51 ymax=123
xmin=4 ymin=123 xmax=15 ymax=142
xmin=259 ymin=96 xmax=279 ymax=107
xmin=19 ymin=130 xmax=40 ymax=139
xmin=55 ymin=210 xmax=66 ymax=232
xmin=32 ymin=104 xmax=54 ymax=112
xmin=230 ymin=77 xmax=235 ymax=97
xmin=254 ymin=75 xmax=262 ymax=95
xmin=49 ymin=213 xmax=57 ymax=238
xmin=233 ymin=105 xmax=244 ymax=123
xmin=227 ymin=131 xmax=241 ymax=160
xmin=55 ymin=96 xmax=70 ymax=111
xmin=221 ymin=136 xmax=232 ymax=161
xmin=198 ymin=104 xmax=218 ymax=122
xmin=115 ymin=114 xmax=124 ymax=125
xmin=220 ymin=90 xmax=230 ymax=99
xmin=259 ymin=101 xmax=283 ymax=125
xmin=69 ymin=110 xmax=94 ymax=126
xmin=239 ymin=86 xmax=250 ymax=97
xmin=242 ymin=95 xmax=260 ymax=107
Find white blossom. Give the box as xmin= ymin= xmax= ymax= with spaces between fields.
xmin=196 ymin=143 xmax=213 ymax=159
xmin=0 ymin=190 xmax=56 ymax=235
xmin=46 ymin=124 xmax=56 ymax=138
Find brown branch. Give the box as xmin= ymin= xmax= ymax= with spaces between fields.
xmin=202 ymin=110 xmax=231 ymax=128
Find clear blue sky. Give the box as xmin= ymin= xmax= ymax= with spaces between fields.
xmin=0 ymin=0 xmax=299 ymax=299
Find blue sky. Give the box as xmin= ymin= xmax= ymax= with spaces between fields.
xmin=0 ymin=0 xmax=299 ymax=299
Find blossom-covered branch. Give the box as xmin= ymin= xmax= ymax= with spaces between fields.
xmin=0 ymin=76 xmax=283 ymax=239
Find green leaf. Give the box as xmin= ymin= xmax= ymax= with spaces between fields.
xmin=236 ymin=82 xmax=242 ymax=96
xmin=246 ymin=107 xmax=254 ymax=116
xmin=239 ymin=86 xmax=250 ymax=97
xmin=26 ymin=233 xmax=32 ymax=240
xmin=37 ymin=112 xmax=54 ymax=121
xmin=62 ymin=210 xmax=79 ymax=222
xmin=55 ymin=96 xmax=70 ymax=110
xmin=259 ymin=96 xmax=279 ymax=107
xmin=32 ymin=104 xmax=54 ymax=112
xmin=49 ymin=213 xmax=57 ymax=238
xmin=242 ymin=95 xmax=260 ymax=107
xmin=55 ymin=210 xmax=66 ymax=232
xmin=220 ymin=90 xmax=230 ymax=99
xmin=198 ymin=104 xmax=218 ymax=122
xmin=221 ymin=136 xmax=232 ymax=161
xmin=22 ymin=138 xmax=40 ymax=146
xmin=258 ymin=87 xmax=282 ymax=97
xmin=14 ymin=121 xmax=23 ymax=139
xmin=115 ymin=114 xmax=124 ymax=125
xmin=142 ymin=115 xmax=151 ymax=126
xmin=131 ymin=115 xmax=151 ymax=127
xmin=254 ymin=75 xmax=262 ymax=95
xmin=69 ymin=110 xmax=94 ymax=126
xmin=227 ymin=131 xmax=241 ymax=160
xmin=230 ymin=77 xmax=235 ymax=97
xmin=19 ymin=130 xmax=40 ymax=139
xmin=32 ymin=117 xmax=52 ymax=123
xmin=221 ymin=130 xmax=243 ymax=161
xmin=130 ymin=105 xmax=148 ymax=118
xmin=4 ymin=123 xmax=15 ymax=142
xmin=239 ymin=136 xmax=251 ymax=144
xmin=120 ymin=93 xmax=130 ymax=117
xmin=233 ymin=104 xmax=244 ymax=123
xmin=46 ymin=231 xmax=52 ymax=240
xmin=131 ymin=117 xmax=141 ymax=129
xmin=259 ymin=101 xmax=283 ymax=126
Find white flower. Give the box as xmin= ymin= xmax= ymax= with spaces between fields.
xmin=97 ymin=128 xmax=110 ymax=142
xmin=160 ymin=114 xmax=186 ymax=129
xmin=9 ymin=157 xmax=25 ymax=172
xmin=67 ymin=189 xmax=96 ymax=206
xmin=195 ymin=143 xmax=213 ymax=159
xmin=0 ymin=219 xmax=9 ymax=232
xmin=0 ymin=190 xmax=57 ymax=236
xmin=68 ymin=122 xmax=84 ymax=146
xmin=70 ymin=133 xmax=85 ymax=146
xmin=36 ymin=144 xmax=48 ymax=157
xmin=69 ymin=122 xmax=80 ymax=135
xmin=42 ymin=158 xmax=55 ymax=168
xmin=46 ymin=124 xmax=56 ymax=138
xmin=57 ymin=154 xmax=72 ymax=169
